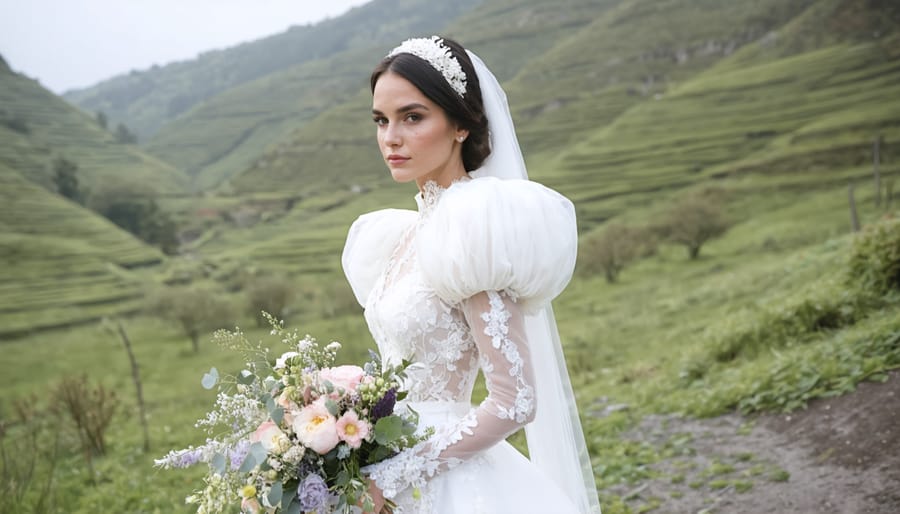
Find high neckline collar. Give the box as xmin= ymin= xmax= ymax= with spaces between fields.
xmin=414 ymin=177 xmax=470 ymax=214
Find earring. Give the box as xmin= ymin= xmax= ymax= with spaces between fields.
xmin=457 ymin=136 xmax=466 ymax=142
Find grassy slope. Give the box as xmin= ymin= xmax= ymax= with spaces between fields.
xmin=0 ymin=163 xmax=163 ymax=338
xmin=0 ymin=64 xmax=188 ymax=195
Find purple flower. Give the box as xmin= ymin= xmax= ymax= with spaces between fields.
xmin=297 ymin=473 xmax=329 ymax=511
xmin=371 ymin=388 xmax=397 ymax=421
xmin=173 ymin=448 xmax=202 ymax=468
xmin=229 ymin=439 xmax=251 ymax=470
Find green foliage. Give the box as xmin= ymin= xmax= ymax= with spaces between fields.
xmin=95 ymin=111 xmax=107 ymax=130
xmin=113 ymin=122 xmax=137 ymax=144
xmin=656 ymin=189 xmax=731 ymax=260
xmin=245 ymin=274 xmax=296 ymax=326
xmin=150 ymin=286 xmax=236 ymax=352
xmin=94 ymin=194 xmax=178 ymax=254
xmin=578 ymin=224 xmax=654 ymax=283
xmin=0 ymin=108 xmax=29 ymax=134
xmin=52 ymin=156 xmax=85 ymax=204
xmin=846 ymin=214 xmax=900 ymax=293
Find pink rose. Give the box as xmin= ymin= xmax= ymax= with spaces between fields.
xmin=318 ymin=365 xmax=365 ymax=394
xmin=250 ymin=420 xmax=287 ymax=453
xmin=292 ymin=398 xmax=339 ymax=454
xmin=335 ymin=410 xmax=370 ymax=449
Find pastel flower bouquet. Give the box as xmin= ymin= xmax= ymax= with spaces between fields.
xmin=155 ymin=313 xmax=427 ymax=513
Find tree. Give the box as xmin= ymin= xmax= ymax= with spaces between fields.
xmin=151 ymin=287 xmax=235 ymax=353
xmin=52 ymin=157 xmax=85 ymax=204
xmin=578 ymin=224 xmax=650 ymax=283
xmin=657 ymin=190 xmax=731 ymax=259
xmin=114 ymin=122 xmax=137 ymax=144
xmin=245 ymin=275 xmax=295 ymax=326
xmin=95 ymin=110 xmax=108 ymax=130
xmin=95 ymin=194 xmax=178 ymax=254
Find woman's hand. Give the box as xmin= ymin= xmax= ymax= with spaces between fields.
xmin=362 ymin=479 xmax=387 ymax=513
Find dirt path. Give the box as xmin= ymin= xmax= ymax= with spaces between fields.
xmin=606 ymin=370 xmax=900 ymax=513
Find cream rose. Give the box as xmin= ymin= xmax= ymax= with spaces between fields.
xmin=292 ymin=399 xmax=339 ymax=454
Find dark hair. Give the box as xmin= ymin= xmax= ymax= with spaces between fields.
xmin=371 ymin=36 xmax=490 ymax=172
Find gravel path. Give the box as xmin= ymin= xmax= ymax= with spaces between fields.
xmin=605 ymin=370 xmax=900 ymax=513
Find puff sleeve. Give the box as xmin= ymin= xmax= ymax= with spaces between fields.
xmin=416 ymin=176 xmax=578 ymax=312
xmin=341 ymin=208 xmax=418 ymax=307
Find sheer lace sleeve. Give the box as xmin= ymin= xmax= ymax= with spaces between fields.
xmin=363 ymin=290 xmax=535 ymax=499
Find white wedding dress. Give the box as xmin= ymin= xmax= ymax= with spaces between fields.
xmin=342 ymin=176 xmax=598 ymax=513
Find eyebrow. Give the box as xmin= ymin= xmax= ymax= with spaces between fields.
xmin=372 ymin=103 xmax=430 ymax=116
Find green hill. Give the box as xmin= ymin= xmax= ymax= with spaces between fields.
xmin=0 ymin=61 xmax=188 ymax=196
xmin=0 ymin=163 xmax=162 ymax=339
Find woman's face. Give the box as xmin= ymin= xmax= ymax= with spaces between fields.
xmin=372 ymin=71 xmax=468 ymax=187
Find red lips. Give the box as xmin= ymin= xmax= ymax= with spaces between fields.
xmin=387 ymin=154 xmax=409 ymax=165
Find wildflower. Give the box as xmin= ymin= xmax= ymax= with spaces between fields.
xmin=335 ymin=410 xmax=370 ymax=449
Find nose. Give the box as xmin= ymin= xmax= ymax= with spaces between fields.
xmin=382 ymin=122 xmax=401 ymax=148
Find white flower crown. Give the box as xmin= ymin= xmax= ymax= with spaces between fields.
xmin=388 ymin=36 xmax=468 ymax=97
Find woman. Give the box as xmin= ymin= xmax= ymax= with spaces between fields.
xmin=342 ymin=36 xmax=601 ymax=513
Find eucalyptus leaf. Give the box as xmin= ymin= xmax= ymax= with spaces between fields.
xmin=211 ymin=452 xmax=226 ymax=474
xmin=267 ymin=481 xmax=283 ymax=507
xmin=270 ymin=405 xmax=284 ymax=424
xmin=374 ymin=416 xmax=402 ymax=445
xmin=238 ymin=452 xmax=257 ymax=473
xmin=281 ymin=486 xmax=297 ymax=509
xmin=249 ymin=442 xmax=267 ymax=466
xmin=324 ymin=398 xmax=339 ymax=417
xmin=285 ymin=499 xmax=302 ymax=514
xmin=237 ymin=369 xmax=256 ymax=385
xmin=201 ymin=367 xmax=219 ymax=389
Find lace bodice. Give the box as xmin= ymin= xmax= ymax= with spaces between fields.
xmin=360 ymin=180 xmax=537 ymax=504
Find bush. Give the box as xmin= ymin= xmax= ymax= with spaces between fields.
xmin=847 ymin=214 xmax=900 ymax=294
xmin=150 ymin=286 xmax=236 ymax=352
xmin=578 ymin=224 xmax=654 ymax=283
xmin=245 ymin=275 xmax=295 ymax=326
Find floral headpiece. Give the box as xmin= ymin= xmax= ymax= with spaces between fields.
xmin=388 ymin=36 xmax=467 ymax=97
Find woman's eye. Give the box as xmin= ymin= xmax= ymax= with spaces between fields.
xmin=405 ymin=113 xmax=422 ymax=122
xmin=373 ymin=116 xmax=387 ymax=126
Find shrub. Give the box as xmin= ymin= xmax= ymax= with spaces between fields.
xmin=245 ymin=274 xmax=295 ymax=326
xmin=578 ymin=224 xmax=654 ymax=283
xmin=847 ymin=214 xmax=900 ymax=294
xmin=53 ymin=376 xmax=118 ymax=459
xmin=150 ymin=286 xmax=236 ymax=352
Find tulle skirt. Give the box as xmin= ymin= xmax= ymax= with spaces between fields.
xmin=391 ymin=401 xmax=581 ymax=514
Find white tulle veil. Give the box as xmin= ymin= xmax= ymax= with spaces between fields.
xmin=466 ymin=50 xmax=602 ymax=514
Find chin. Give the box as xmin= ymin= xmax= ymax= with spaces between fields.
xmin=389 ymin=169 xmax=417 ymax=183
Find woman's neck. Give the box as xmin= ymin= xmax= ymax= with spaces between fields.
xmin=414 ymin=162 xmax=468 ymax=192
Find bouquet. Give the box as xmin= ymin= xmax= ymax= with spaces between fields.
xmin=156 ymin=313 xmax=427 ymax=513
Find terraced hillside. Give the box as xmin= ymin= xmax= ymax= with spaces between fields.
xmin=0 ymin=59 xmax=188 ymax=195
xmin=183 ymin=0 xmax=898 ymax=277
xmin=0 ymin=163 xmax=161 ymax=339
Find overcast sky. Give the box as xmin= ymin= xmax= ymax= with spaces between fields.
xmin=0 ymin=0 xmax=372 ymax=93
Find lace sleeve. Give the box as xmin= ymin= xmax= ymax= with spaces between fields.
xmin=364 ymin=290 xmax=535 ymax=499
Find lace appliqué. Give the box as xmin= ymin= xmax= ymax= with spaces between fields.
xmin=365 ymin=411 xmax=478 ymax=499
xmin=482 ymin=291 xmax=535 ymax=424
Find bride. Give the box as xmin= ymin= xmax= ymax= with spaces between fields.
xmin=342 ymin=36 xmax=601 ymax=513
